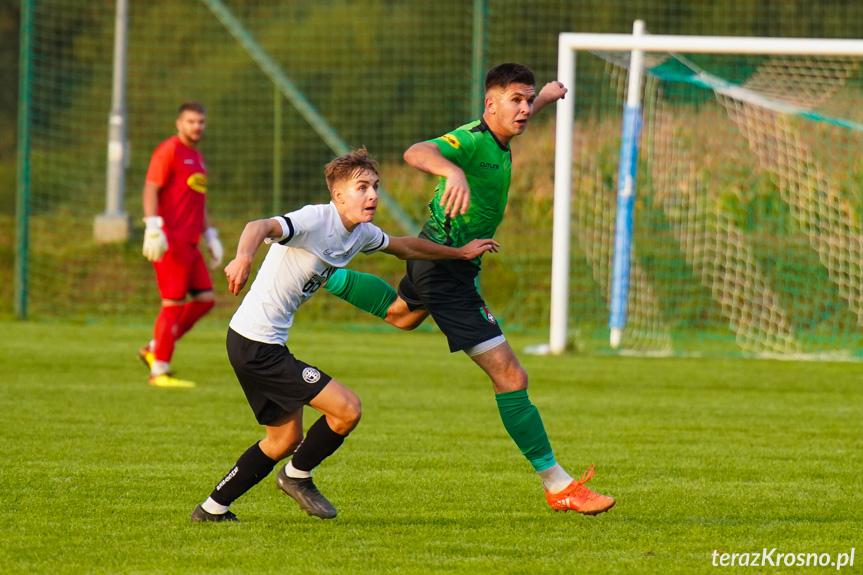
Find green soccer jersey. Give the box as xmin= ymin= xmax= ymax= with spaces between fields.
xmin=421 ymin=119 xmax=512 ymax=266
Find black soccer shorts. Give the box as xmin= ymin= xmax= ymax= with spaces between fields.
xmin=398 ymin=258 xmax=503 ymax=353
xmin=226 ymin=328 xmax=332 ymax=425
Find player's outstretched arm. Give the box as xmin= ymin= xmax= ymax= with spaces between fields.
xmin=404 ymin=142 xmax=471 ymax=218
xmin=382 ymin=236 xmax=499 ymax=261
xmin=532 ymin=81 xmax=568 ymax=116
xmin=224 ymin=218 xmax=283 ymax=295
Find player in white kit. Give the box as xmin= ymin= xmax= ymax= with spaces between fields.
xmin=190 ymin=148 xmax=499 ymax=522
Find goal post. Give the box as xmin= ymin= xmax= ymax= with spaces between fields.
xmin=609 ymin=20 xmax=646 ymax=350
xmin=547 ymin=26 xmax=863 ymax=358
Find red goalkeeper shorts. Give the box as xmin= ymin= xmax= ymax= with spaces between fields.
xmin=153 ymin=241 xmax=213 ymax=300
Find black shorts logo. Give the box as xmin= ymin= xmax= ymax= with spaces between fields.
xmin=480 ymin=305 xmax=496 ymax=325
xmin=302 ymin=367 xmax=321 ymax=384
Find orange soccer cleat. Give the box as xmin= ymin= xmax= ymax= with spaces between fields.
xmin=545 ymin=464 xmax=616 ymax=515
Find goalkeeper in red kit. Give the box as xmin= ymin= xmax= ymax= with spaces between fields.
xmin=139 ymin=101 xmax=224 ymax=388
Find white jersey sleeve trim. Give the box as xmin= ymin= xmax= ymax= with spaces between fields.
xmin=362 ymin=231 xmax=389 ymax=254
xmin=264 ymin=215 xmax=294 ymax=245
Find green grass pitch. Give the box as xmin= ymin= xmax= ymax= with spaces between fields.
xmin=1 ymin=319 xmax=861 ymax=574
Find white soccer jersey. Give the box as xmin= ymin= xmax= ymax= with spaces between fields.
xmin=229 ymin=202 xmax=389 ymax=345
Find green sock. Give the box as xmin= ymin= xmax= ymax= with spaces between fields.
xmin=495 ymin=389 xmax=556 ymax=472
xmin=325 ymin=268 xmax=397 ymax=320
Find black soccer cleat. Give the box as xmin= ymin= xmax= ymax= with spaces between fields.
xmin=276 ymin=466 xmax=337 ymax=519
xmin=190 ymin=504 xmax=239 ymax=523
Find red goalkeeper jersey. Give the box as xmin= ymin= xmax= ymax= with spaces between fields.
xmin=145 ymin=135 xmax=208 ymax=245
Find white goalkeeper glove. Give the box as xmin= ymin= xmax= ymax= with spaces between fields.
xmin=142 ymin=216 xmax=168 ymax=262
xmin=203 ymin=226 xmax=223 ymax=270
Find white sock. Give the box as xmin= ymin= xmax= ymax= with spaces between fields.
xmin=538 ymin=463 xmax=573 ymax=494
xmin=201 ymin=497 xmax=230 ymax=515
xmin=284 ymin=460 xmax=310 ymax=479
xmin=151 ymin=360 xmax=170 ymax=377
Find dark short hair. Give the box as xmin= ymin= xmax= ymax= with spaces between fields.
xmin=325 ymin=147 xmax=378 ymax=191
xmin=485 ymin=63 xmax=536 ymax=92
xmin=178 ymin=101 xmax=206 ymax=116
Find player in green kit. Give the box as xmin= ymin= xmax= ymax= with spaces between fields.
xmin=325 ymin=63 xmax=615 ymax=515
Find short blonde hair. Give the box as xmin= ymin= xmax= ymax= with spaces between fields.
xmin=324 ymin=147 xmax=378 ymax=191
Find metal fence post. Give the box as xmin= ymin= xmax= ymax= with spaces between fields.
xmin=15 ymin=0 xmax=33 ymax=319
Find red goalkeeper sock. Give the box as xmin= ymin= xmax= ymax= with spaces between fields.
xmin=152 ymin=304 xmax=184 ymax=363
xmin=176 ymin=300 xmax=215 ymax=340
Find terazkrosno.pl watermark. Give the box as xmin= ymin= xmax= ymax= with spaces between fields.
xmin=712 ymin=548 xmax=855 ymax=570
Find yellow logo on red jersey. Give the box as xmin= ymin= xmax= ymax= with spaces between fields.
xmin=187 ymin=173 xmax=207 ymax=193
xmin=441 ymin=134 xmax=460 ymax=149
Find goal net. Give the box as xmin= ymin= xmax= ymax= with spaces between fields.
xmin=548 ymin=29 xmax=863 ymax=359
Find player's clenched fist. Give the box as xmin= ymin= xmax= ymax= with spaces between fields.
xmin=142 ymin=216 xmax=168 ymax=262
xmin=224 ymin=257 xmax=251 ymax=295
